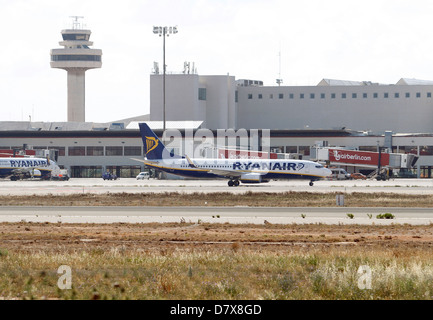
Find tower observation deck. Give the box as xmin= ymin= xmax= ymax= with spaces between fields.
xmin=50 ymin=17 xmax=102 ymax=122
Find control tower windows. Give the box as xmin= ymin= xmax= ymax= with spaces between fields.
xmin=62 ymin=34 xmax=90 ymax=41
xmin=51 ymin=55 xmax=101 ymax=62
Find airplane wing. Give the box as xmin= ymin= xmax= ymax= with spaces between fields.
xmin=208 ymin=168 xmax=246 ymax=179
xmin=184 ymin=156 xmax=243 ymax=178
xmin=130 ymin=158 xmax=160 ymax=165
xmin=209 ymin=169 xmax=241 ymax=178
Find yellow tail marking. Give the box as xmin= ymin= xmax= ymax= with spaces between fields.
xmin=145 ymin=136 xmax=159 ymax=154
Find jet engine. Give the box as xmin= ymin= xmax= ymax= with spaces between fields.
xmin=240 ymin=173 xmax=268 ymax=183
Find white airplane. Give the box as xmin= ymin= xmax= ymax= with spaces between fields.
xmin=136 ymin=123 xmax=332 ymax=186
xmin=0 ymin=156 xmax=60 ymax=181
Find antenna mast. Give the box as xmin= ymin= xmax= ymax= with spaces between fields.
xmin=276 ymin=43 xmax=283 ymax=86
xmin=70 ymin=16 xmax=84 ymax=29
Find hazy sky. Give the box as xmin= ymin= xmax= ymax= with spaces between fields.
xmin=1 ymin=0 xmax=433 ymax=123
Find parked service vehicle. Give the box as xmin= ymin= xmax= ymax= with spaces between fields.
xmin=350 ymin=173 xmax=367 ymax=180
xmin=51 ymin=169 xmax=70 ymax=181
xmin=330 ymin=168 xmax=351 ymax=180
xmin=136 ymin=172 xmax=150 ymax=180
xmin=102 ymin=172 xmax=117 ymax=180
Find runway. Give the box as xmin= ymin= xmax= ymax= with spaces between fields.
xmin=1 ymin=178 xmax=433 ymax=225
xmin=1 ymin=177 xmax=433 ymax=195
xmin=1 ymin=205 xmax=432 ymax=225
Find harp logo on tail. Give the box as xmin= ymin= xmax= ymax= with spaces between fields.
xmin=145 ymin=136 xmax=159 ymax=155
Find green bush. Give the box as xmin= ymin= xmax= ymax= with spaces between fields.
xmin=376 ymin=213 xmax=395 ymax=219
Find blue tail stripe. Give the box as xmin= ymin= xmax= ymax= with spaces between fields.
xmin=139 ymin=123 xmax=183 ymax=160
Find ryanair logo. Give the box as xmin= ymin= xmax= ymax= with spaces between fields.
xmin=232 ymin=161 xmax=305 ymax=171
xmin=145 ymin=136 xmax=159 ymax=154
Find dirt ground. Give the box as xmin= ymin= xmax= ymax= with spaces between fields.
xmin=1 ymin=220 xmax=433 ymax=253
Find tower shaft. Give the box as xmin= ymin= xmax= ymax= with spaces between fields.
xmin=67 ymin=69 xmax=86 ymax=122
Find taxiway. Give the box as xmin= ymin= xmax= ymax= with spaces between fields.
xmin=0 ymin=177 xmax=433 ymax=195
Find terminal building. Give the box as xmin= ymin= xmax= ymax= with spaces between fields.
xmin=0 ymin=115 xmax=431 ymax=179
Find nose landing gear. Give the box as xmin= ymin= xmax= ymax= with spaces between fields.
xmin=309 ymin=181 xmax=314 ymax=186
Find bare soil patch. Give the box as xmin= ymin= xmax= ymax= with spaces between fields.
xmin=1 ymin=220 xmax=433 ymax=253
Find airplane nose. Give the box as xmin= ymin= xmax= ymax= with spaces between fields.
xmin=324 ymin=168 xmax=332 ymax=177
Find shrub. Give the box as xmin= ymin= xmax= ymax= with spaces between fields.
xmin=376 ymin=213 xmax=395 ymax=219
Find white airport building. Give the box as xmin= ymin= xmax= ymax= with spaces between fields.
xmin=2 ymin=72 xmax=433 ymax=178
xmin=150 ymin=73 xmax=433 ymax=133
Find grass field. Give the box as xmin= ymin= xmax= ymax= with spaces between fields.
xmin=2 ymin=245 xmax=433 ymax=300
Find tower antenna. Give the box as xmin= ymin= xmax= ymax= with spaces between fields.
xmin=276 ymin=43 xmax=283 ymax=86
xmin=69 ymin=16 xmax=84 ymax=29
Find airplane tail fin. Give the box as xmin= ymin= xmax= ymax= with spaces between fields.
xmin=139 ymin=123 xmax=183 ymax=160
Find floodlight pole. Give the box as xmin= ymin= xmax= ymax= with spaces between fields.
xmin=162 ymin=30 xmax=166 ymax=132
xmin=153 ymin=26 xmax=178 ymax=132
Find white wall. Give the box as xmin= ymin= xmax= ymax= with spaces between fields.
xmin=237 ymin=85 xmax=433 ymax=132
xmin=200 ymin=75 xmax=236 ymax=129
xmin=150 ymin=74 xmax=236 ymax=130
xmin=150 ymin=74 xmax=202 ymax=122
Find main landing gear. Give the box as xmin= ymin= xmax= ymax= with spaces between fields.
xmin=228 ymin=179 xmax=240 ymax=187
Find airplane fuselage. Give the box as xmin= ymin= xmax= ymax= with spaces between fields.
xmin=0 ymin=157 xmax=57 ymax=180
xmin=145 ymin=158 xmax=330 ymax=183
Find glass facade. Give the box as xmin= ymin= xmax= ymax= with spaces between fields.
xmin=86 ymin=146 xmax=104 ymax=156
xmin=69 ymin=165 xmax=142 ymax=178
xmin=124 ymin=146 xmax=142 ymax=156
xmin=106 ymin=166 xmax=141 ymax=178
xmin=51 ymin=55 xmax=101 ymax=62
xmin=68 ymin=146 xmax=85 ymax=156
xmin=62 ymin=34 xmax=90 ymax=41
xmin=105 ymin=146 xmax=123 ymax=156
xmin=70 ymin=166 xmax=103 ymax=178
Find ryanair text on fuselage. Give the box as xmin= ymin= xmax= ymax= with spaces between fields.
xmin=9 ymin=159 xmax=48 ymax=167
xmin=232 ymin=161 xmax=304 ymax=171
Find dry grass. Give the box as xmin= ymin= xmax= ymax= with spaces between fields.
xmin=0 ymin=191 xmax=432 ymax=207
xmin=2 ymin=245 xmax=433 ymax=300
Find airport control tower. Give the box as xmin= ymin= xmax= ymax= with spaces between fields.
xmin=50 ymin=17 xmax=102 ymax=122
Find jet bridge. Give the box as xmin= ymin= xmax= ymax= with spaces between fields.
xmin=311 ymin=147 xmax=418 ymax=180
xmin=312 ymin=147 xmax=417 ymax=169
